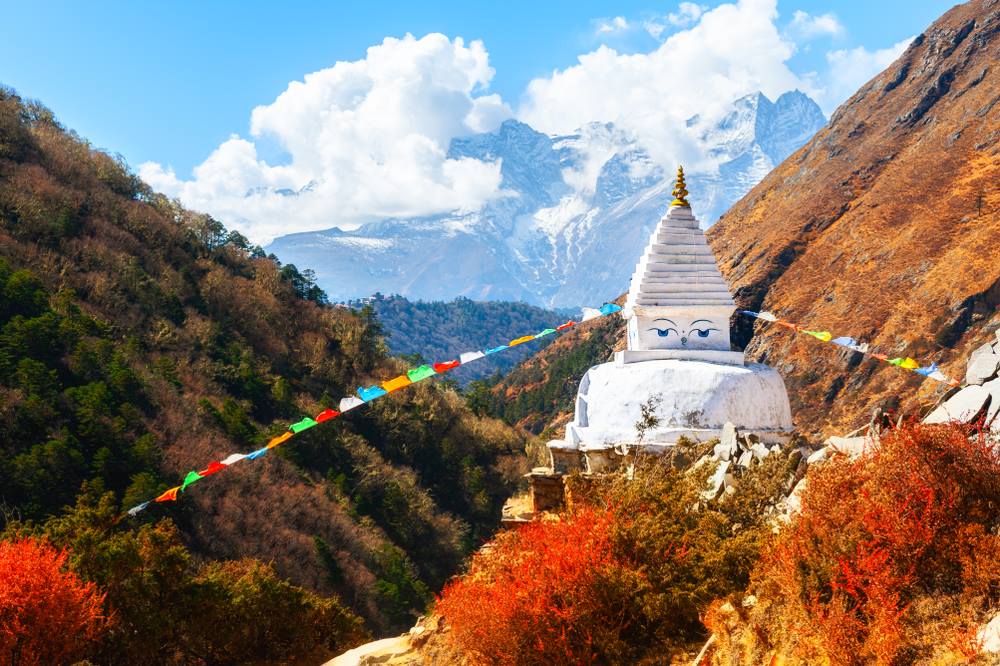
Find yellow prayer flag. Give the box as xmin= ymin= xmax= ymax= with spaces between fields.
xmin=382 ymin=375 xmax=413 ymax=392
xmin=899 ymin=358 xmax=919 ymax=369
xmin=266 ymin=431 xmax=294 ymax=449
xmin=508 ymin=335 xmax=535 ymax=347
xmin=804 ymin=330 xmax=832 ymax=342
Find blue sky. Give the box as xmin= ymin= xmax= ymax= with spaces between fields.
xmin=1 ymin=1 xmax=955 ymax=242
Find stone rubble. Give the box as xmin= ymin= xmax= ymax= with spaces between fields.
xmin=924 ymin=332 xmax=1000 ymax=429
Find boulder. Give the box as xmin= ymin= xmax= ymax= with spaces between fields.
xmin=703 ymin=459 xmax=731 ymax=500
xmin=750 ymin=442 xmax=771 ymax=460
xmin=826 ymin=436 xmax=868 ymax=458
xmin=981 ymin=377 xmax=1000 ymax=430
xmin=965 ymin=352 xmax=1000 ymax=385
xmin=971 ymin=341 xmax=995 ymax=361
xmin=807 ymin=447 xmax=829 ymax=464
xmin=923 ymin=384 xmax=991 ymax=424
xmin=979 ymin=612 xmax=1000 ymax=654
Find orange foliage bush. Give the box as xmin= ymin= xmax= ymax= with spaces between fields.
xmin=0 ymin=537 xmax=108 ymax=666
xmin=436 ymin=506 xmax=628 ymax=665
xmin=753 ymin=422 xmax=1000 ymax=664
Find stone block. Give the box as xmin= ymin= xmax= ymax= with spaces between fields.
xmin=751 ymin=442 xmax=771 ymax=460
xmin=966 ymin=352 xmax=1000 ymax=385
xmin=583 ymin=447 xmax=623 ymax=474
xmin=528 ymin=473 xmax=564 ymax=513
xmin=548 ymin=442 xmax=582 ymax=474
xmin=737 ymin=450 xmax=753 ymax=468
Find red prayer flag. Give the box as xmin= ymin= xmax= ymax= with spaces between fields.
xmin=433 ymin=360 xmax=460 ymax=373
xmin=198 ymin=461 xmax=226 ymax=477
xmin=155 ymin=486 xmax=180 ymax=503
xmin=315 ymin=408 xmax=340 ymax=423
xmin=556 ymin=321 xmax=575 ymax=331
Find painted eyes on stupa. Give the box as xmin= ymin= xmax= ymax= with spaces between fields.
xmin=649 ymin=328 xmax=678 ymax=338
xmin=693 ymin=328 xmax=719 ymax=338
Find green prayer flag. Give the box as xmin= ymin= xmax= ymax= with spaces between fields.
xmin=181 ymin=470 xmax=203 ymax=492
xmin=289 ymin=417 xmax=318 ymax=433
xmin=888 ymin=358 xmax=905 ymax=366
xmin=407 ymin=365 xmax=437 ymax=382
xmin=534 ymin=328 xmax=556 ymax=338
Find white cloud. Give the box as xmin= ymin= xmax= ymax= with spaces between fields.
xmin=786 ymin=10 xmax=844 ymax=40
xmin=140 ymin=33 xmax=511 ymax=244
xmin=819 ymin=37 xmax=913 ymax=114
xmin=595 ymin=16 xmax=629 ymax=35
xmin=519 ymin=0 xmax=812 ymax=174
xmin=643 ymin=3 xmax=707 ymax=39
xmin=668 ymin=2 xmax=707 ymax=27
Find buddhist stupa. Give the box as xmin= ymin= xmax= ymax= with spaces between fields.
xmin=551 ymin=167 xmax=793 ymax=472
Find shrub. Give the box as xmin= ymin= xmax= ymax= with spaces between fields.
xmin=438 ymin=455 xmax=787 ymax=664
xmin=0 ymin=537 xmax=108 ymax=666
xmin=749 ymin=422 xmax=1000 ymax=664
xmin=437 ymin=505 xmax=625 ymax=665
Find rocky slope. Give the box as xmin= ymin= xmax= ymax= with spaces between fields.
xmin=708 ymin=0 xmax=1000 ymax=438
xmin=268 ymin=92 xmax=825 ymax=308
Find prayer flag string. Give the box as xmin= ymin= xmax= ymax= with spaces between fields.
xmin=739 ymin=310 xmax=960 ymax=387
xmin=126 ymin=303 xmax=622 ymax=516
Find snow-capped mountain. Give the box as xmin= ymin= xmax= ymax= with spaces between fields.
xmin=266 ymin=91 xmax=825 ymax=308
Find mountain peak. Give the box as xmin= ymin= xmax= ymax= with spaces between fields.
xmin=269 ymin=89 xmax=827 ymax=307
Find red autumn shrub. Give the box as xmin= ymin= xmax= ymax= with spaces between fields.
xmin=0 ymin=537 xmax=109 ymax=666
xmin=437 ymin=506 xmax=627 ymax=665
xmin=753 ymin=422 xmax=1000 ymax=665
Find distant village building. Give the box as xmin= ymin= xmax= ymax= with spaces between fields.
xmin=547 ymin=167 xmax=794 ymax=477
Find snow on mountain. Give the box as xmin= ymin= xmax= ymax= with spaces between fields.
xmin=266 ymin=91 xmax=826 ymax=308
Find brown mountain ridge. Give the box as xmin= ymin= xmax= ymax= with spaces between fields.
xmin=489 ymin=0 xmax=1000 ymax=441
xmin=708 ymin=0 xmax=1000 ymax=437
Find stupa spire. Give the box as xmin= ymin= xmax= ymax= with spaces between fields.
xmin=671 ymin=165 xmax=690 ymax=207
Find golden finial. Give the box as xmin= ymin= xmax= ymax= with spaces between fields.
xmin=671 ymin=165 xmax=690 ymax=207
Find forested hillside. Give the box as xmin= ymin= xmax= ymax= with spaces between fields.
xmin=365 ymin=294 xmax=565 ymax=385
xmin=0 ymin=86 xmax=527 ymax=662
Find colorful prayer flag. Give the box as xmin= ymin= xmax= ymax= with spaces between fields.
xmin=803 ymin=330 xmax=832 ymax=342
xmin=155 ymin=486 xmax=180 ymax=503
xmin=127 ymin=501 xmax=150 ymax=516
xmin=246 ymin=447 xmax=268 ymax=460
xmin=181 ymin=470 xmax=203 ymax=492
xmin=199 ymin=461 xmax=226 ymax=477
xmin=433 ymin=360 xmax=460 ymax=373
xmin=315 ymin=408 xmax=340 ymax=423
xmin=288 ymin=418 xmax=317 ymax=434
xmin=556 ymin=321 xmax=575 ymax=331
xmin=267 ymin=431 xmax=294 ymax=448
xmin=485 ymin=345 xmax=508 ymax=355
xmin=581 ymin=307 xmax=601 ymax=321
xmin=358 ymin=385 xmax=388 ymax=402
xmin=221 ymin=453 xmax=248 ymax=465
xmin=382 ymin=375 xmax=412 ymax=392
xmin=534 ymin=328 xmax=556 ymax=338
xmin=915 ymin=363 xmax=939 ymax=377
xmin=508 ymin=335 xmax=535 ymax=347
xmin=406 ymin=365 xmax=437 ymax=382
xmin=599 ymin=303 xmax=622 ymax=315
xmin=339 ymin=397 xmax=364 ymax=412
xmin=459 ymin=351 xmax=485 ymax=364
